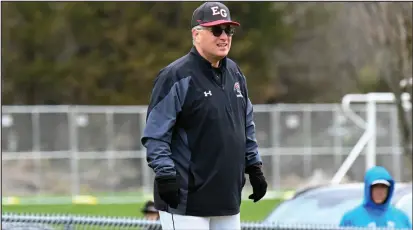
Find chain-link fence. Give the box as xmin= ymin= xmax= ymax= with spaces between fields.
xmin=2 ymin=213 xmax=408 ymax=230
xmin=2 ymin=104 xmax=411 ymax=200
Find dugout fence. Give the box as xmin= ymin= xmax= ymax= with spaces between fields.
xmin=2 ymin=213 xmax=410 ymax=230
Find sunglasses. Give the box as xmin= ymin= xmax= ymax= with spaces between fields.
xmin=205 ymin=26 xmax=236 ymax=37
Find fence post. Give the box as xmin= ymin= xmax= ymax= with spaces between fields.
xmin=32 ymin=108 xmax=43 ymax=200
xmin=270 ymin=105 xmax=280 ymax=190
xmin=366 ymin=97 xmax=377 ymax=170
xmin=390 ymin=105 xmax=401 ymax=181
xmin=106 ymin=108 xmax=115 ymax=193
xmin=68 ymin=107 xmax=80 ymax=196
xmin=303 ymin=105 xmax=312 ymax=177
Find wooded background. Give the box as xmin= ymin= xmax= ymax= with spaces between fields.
xmin=2 ymin=2 xmax=412 ymax=105
xmin=2 ymin=2 xmax=413 ymax=190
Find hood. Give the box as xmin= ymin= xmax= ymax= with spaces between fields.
xmin=363 ymin=166 xmax=394 ymax=210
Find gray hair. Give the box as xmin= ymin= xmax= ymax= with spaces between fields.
xmin=192 ymin=25 xmax=206 ymax=45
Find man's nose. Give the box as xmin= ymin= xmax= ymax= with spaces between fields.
xmin=218 ymin=31 xmax=229 ymax=39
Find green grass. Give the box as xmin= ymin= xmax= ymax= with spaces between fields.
xmin=240 ymin=199 xmax=281 ymax=221
xmin=3 ymin=199 xmax=281 ymax=222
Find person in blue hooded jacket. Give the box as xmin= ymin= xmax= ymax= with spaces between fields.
xmin=340 ymin=166 xmax=412 ymax=229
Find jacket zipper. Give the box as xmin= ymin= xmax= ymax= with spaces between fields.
xmin=221 ymin=70 xmax=233 ymax=112
xmin=210 ymin=69 xmax=233 ymax=112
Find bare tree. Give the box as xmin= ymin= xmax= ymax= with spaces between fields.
xmin=347 ymin=3 xmax=413 ymax=171
xmin=273 ymin=2 xmax=412 ymax=178
xmin=272 ymin=3 xmax=371 ymax=103
xmin=316 ymin=2 xmax=413 ymax=173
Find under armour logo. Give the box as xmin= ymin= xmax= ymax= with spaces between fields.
xmin=211 ymin=6 xmax=227 ymax=18
xmin=204 ymin=90 xmax=212 ymax=97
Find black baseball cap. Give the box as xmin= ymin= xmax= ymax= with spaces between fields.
xmin=191 ymin=2 xmax=240 ymax=28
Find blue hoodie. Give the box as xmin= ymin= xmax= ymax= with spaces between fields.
xmin=340 ymin=166 xmax=412 ymax=229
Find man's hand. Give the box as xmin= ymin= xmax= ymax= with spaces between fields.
xmin=245 ymin=163 xmax=267 ymax=202
xmin=155 ymin=176 xmax=180 ymax=208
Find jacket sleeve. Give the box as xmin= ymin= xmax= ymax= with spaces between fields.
xmin=239 ymin=72 xmax=262 ymax=167
xmin=398 ymin=209 xmax=412 ymax=228
xmin=141 ymin=69 xmax=191 ymax=179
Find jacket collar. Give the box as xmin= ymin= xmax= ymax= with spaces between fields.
xmin=189 ymin=46 xmax=227 ymax=70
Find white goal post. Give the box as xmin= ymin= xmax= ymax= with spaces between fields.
xmin=331 ymin=92 xmax=411 ymax=184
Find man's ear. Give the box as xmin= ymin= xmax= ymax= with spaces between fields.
xmin=192 ymin=30 xmax=200 ymax=43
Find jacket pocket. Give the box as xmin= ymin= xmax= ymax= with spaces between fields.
xmin=188 ymin=167 xmax=201 ymax=193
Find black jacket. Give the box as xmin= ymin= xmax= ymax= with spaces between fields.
xmin=141 ymin=47 xmax=262 ymax=216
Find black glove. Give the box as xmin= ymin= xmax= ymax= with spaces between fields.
xmin=245 ymin=163 xmax=267 ymax=202
xmin=155 ymin=176 xmax=180 ymax=208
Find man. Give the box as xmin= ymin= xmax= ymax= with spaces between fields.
xmin=340 ymin=166 xmax=412 ymax=229
xmin=141 ymin=2 xmax=267 ymax=229
xmin=141 ymin=200 xmax=160 ymax=220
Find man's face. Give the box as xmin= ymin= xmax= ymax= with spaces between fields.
xmin=144 ymin=212 xmax=159 ymax=220
xmin=195 ymin=24 xmax=235 ymax=59
xmin=371 ymin=184 xmax=389 ymax=204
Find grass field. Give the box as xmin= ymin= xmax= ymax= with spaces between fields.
xmin=2 ymin=199 xmax=282 ymax=222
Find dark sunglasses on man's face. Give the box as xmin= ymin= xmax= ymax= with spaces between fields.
xmin=207 ymin=26 xmax=236 ymax=37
